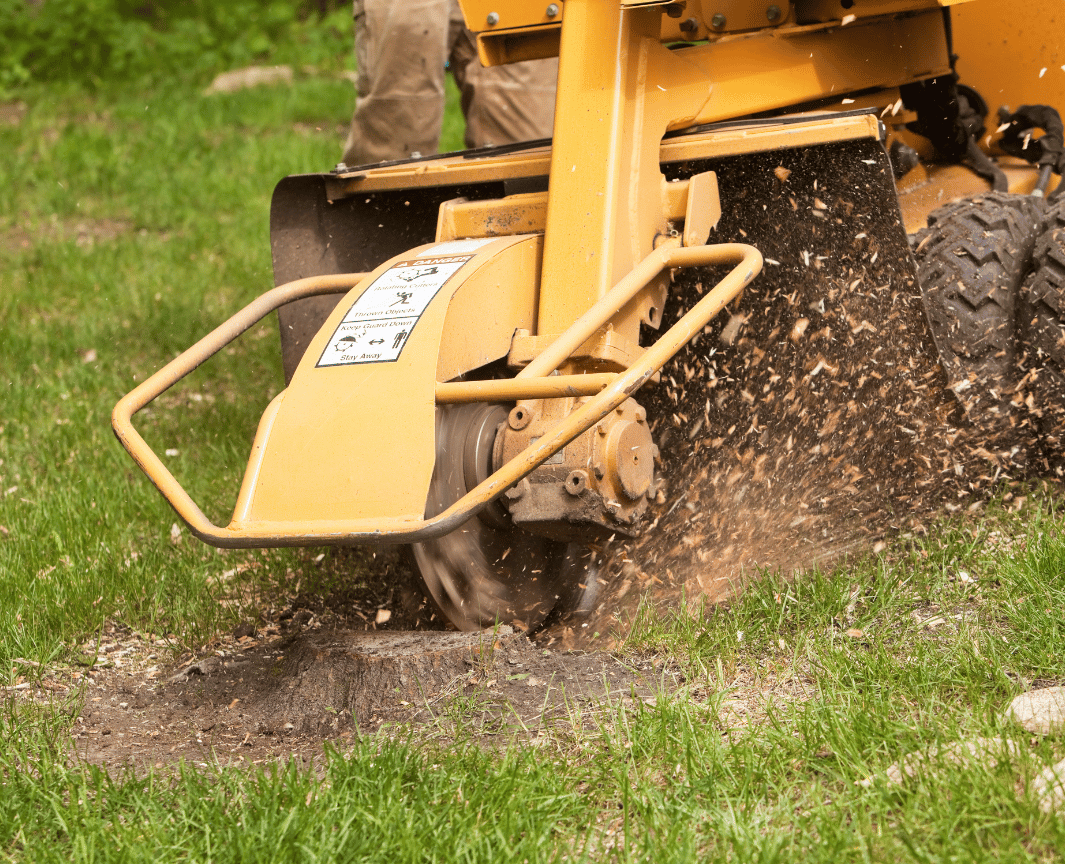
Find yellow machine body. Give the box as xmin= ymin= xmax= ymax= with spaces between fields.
xmin=952 ymin=0 xmax=1065 ymax=114
xmin=114 ymin=0 xmax=1065 ymax=628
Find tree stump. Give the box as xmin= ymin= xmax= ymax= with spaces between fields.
xmin=261 ymin=627 xmax=529 ymax=732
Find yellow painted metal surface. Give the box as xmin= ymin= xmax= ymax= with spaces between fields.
xmin=325 ymin=113 xmax=879 ymax=197
xmin=437 ymin=192 xmax=548 ymax=240
xmin=536 ymin=0 xmax=690 ymax=342
xmin=795 ymin=0 xmax=968 ymax=22
xmin=115 ymin=243 xmax=759 ymax=547
xmin=536 ymin=0 xmax=948 ymax=345
xmin=458 ymin=0 xmax=973 ymax=46
xmin=952 ymin=0 xmax=1065 ymax=116
xmin=436 ymin=235 xmax=542 ymax=381
xmin=478 ymin=25 xmax=562 ymax=65
xmin=682 ymin=172 xmax=720 ymax=247
xmin=435 ymin=373 xmax=616 ymax=402
xmin=435 ymin=174 xmax=718 ymax=244
xmin=240 ymin=236 xmax=537 ymax=527
xmin=508 ymin=324 xmax=648 ymax=373
xmin=682 ymin=13 xmax=950 ymax=125
xmin=460 ymin=0 xmax=564 ymax=32
xmin=687 ymin=0 xmax=789 ymax=33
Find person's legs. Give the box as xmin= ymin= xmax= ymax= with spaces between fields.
xmin=447 ymin=1 xmax=558 ymax=150
xmin=342 ymin=0 xmax=451 ymax=165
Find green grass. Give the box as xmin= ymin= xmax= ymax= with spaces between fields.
xmin=4 ymin=75 xmax=1065 ymax=861
xmin=0 ymin=75 xmax=466 ymax=663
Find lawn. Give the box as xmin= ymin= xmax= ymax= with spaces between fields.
xmin=2 ymin=63 xmax=1065 ymax=863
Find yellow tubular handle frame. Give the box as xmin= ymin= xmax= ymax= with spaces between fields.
xmin=112 ymin=243 xmax=761 ymax=548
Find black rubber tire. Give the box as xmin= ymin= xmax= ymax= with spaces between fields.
xmin=1018 ymin=198 xmax=1065 ymax=460
xmin=914 ymin=191 xmax=1043 ymax=440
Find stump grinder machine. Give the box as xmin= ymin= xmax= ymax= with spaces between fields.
xmin=115 ymin=0 xmax=1065 ymax=631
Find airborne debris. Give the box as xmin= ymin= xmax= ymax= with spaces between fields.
xmin=566 ymin=142 xmax=1043 ymax=647
xmin=719 ymin=313 xmax=748 ymax=347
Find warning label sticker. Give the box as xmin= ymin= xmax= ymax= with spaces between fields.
xmin=317 ymin=255 xmax=472 ymax=367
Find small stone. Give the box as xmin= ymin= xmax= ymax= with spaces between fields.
xmin=204 ymin=65 xmax=293 ymax=95
xmin=169 ymin=655 xmax=221 ymax=683
xmin=1031 ymin=758 xmax=1065 ymax=813
xmin=1006 ymin=687 xmax=1065 ymax=735
xmin=858 ymin=737 xmax=1020 ymax=787
xmin=233 ymin=620 xmax=255 ymax=640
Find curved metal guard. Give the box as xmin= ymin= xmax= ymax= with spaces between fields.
xmin=112 ymin=243 xmax=762 ymax=548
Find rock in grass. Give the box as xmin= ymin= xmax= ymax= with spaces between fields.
xmin=858 ymin=737 xmax=1021 ymax=787
xmin=1031 ymin=758 xmax=1065 ymax=813
xmin=205 ymin=66 xmax=293 ymax=95
xmin=1006 ymin=687 xmax=1065 ymax=736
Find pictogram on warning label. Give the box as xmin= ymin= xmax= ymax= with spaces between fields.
xmin=317 ymin=254 xmax=473 ymax=367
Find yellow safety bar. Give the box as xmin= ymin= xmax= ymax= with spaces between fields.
xmin=112 ymin=243 xmax=761 ymax=547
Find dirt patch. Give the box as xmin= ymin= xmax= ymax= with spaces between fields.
xmin=0 ymin=216 xmax=133 ymax=254
xmin=0 ymin=101 xmax=26 ymax=126
xmin=7 ymin=613 xmax=675 ymax=774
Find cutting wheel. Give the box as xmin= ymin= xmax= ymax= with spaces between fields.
xmin=411 ymin=402 xmax=568 ymax=631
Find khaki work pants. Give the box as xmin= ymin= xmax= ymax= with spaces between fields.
xmin=342 ymin=0 xmax=558 ymax=166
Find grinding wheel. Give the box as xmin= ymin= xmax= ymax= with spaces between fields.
xmin=411 ymin=403 xmax=569 ymax=631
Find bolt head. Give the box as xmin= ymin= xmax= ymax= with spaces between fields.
xmin=766 ymin=4 xmax=781 ymax=21
xmin=486 ymin=11 xmax=499 ymax=25
xmin=711 ymin=12 xmax=726 ymax=29
xmin=545 ymin=3 xmax=559 ymax=17
xmin=508 ymin=406 xmax=531 ymax=430
xmin=564 ymin=470 xmax=588 ymax=496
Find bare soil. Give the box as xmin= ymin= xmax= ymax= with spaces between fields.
xmin=0 ymin=215 xmax=133 ymax=254
xmin=8 ymin=605 xmax=675 ymax=774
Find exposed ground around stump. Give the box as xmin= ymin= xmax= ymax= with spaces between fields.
xmin=14 ymin=613 xmax=678 ymax=774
